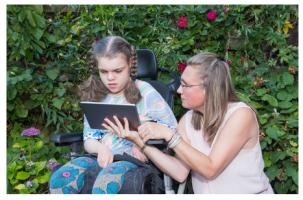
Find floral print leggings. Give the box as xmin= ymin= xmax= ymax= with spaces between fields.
xmin=49 ymin=157 xmax=137 ymax=194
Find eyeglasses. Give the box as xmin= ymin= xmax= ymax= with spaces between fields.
xmin=180 ymin=83 xmax=206 ymax=89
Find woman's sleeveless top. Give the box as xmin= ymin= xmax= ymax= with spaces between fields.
xmin=185 ymin=102 xmax=274 ymax=194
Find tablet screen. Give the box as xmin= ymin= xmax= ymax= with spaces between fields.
xmin=80 ymin=102 xmax=141 ymax=131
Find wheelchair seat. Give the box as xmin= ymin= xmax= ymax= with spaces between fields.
xmin=49 ymin=49 xmax=184 ymax=194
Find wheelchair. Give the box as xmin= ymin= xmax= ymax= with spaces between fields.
xmin=49 ymin=49 xmax=190 ymax=194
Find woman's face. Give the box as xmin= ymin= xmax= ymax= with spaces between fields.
xmin=177 ymin=65 xmax=205 ymax=112
xmin=97 ymin=53 xmax=131 ymax=97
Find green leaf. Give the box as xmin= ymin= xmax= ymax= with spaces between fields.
xmin=200 ymin=30 xmax=207 ymax=35
xmin=260 ymin=141 xmax=267 ymax=149
xmin=35 ymin=40 xmax=46 ymax=48
xmin=45 ymin=68 xmax=59 ymax=80
xmin=32 ymin=12 xmax=45 ymax=28
xmin=32 ymin=5 xmax=43 ymax=15
xmin=272 ymin=150 xmax=286 ymax=164
xmin=34 ymin=161 xmax=46 ymax=172
xmin=282 ymin=72 xmax=294 ymax=86
xmin=16 ymin=171 xmax=30 ymax=180
xmin=250 ymin=101 xmax=263 ymax=109
xmin=7 ymin=28 xmax=13 ymax=39
xmin=225 ymin=18 xmax=233 ymax=26
xmin=266 ymin=127 xmax=279 ymax=140
xmin=25 ymin=51 xmax=33 ymax=61
xmin=7 ymin=87 xmax=17 ymax=100
xmin=184 ymin=30 xmax=191 ymax=36
xmin=27 ymin=11 xmax=36 ymax=27
xmin=278 ymin=101 xmax=292 ymax=109
xmin=276 ymin=90 xmax=287 ymax=100
xmin=33 ymin=141 xmax=43 ymax=150
xmin=52 ymin=99 xmax=64 ymax=110
xmin=24 ymin=100 xmax=35 ymax=109
xmin=277 ymin=130 xmax=287 ymax=137
xmin=56 ymin=88 xmax=66 ymax=97
xmin=37 ymin=171 xmax=51 ymax=184
xmin=265 ymin=166 xmax=281 ymax=182
xmin=31 ymin=42 xmax=43 ymax=54
xmin=274 ymin=181 xmax=288 ymax=194
xmin=15 ymin=105 xmax=28 ymax=118
xmin=7 ymin=101 xmax=15 ymax=111
xmin=182 ymin=45 xmax=190 ymax=52
xmin=33 ymin=29 xmax=44 ymax=41
xmin=14 ymin=184 xmax=25 ymax=190
xmin=53 ymin=110 xmax=57 ymax=125
xmin=30 ymin=94 xmax=38 ymax=100
xmin=261 ymin=94 xmax=278 ymax=107
xmin=285 ymin=168 xmax=295 ymax=177
xmin=292 ymin=171 xmax=298 ymax=185
xmin=22 ymin=72 xmax=32 ymax=81
xmin=18 ymin=9 xmax=25 ymax=22
xmin=256 ymin=88 xmax=267 ymax=96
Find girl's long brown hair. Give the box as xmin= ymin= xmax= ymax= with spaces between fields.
xmin=78 ymin=36 xmax=142 ymax=104
xmin=188 ymin=52 xmax=259 ymax=146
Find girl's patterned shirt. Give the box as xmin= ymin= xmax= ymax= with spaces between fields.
xmin=83 ymin=79 xmax=178 ymax=156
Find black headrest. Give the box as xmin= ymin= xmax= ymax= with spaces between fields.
xmin=136 ymin=49 xmax=158 ymax=80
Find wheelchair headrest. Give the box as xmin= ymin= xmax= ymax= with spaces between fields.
xmin=136 ymin=49 xmax=158 ymax=80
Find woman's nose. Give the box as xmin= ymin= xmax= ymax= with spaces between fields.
xmin=177 ymin=85 xmax=182 ymax=94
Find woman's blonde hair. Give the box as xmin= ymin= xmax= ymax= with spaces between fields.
xmin=187 ymin=52 xmax=259 ymax=145
xmin=78 ymin=36 xmax=141 ymax=103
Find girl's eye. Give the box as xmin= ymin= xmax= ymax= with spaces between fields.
xmin=100 ymin=71 xmax=106 ymax=74
xmin=115 ymin=70 xmax=122 ymax=73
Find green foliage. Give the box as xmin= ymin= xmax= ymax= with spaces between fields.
xmin=7 ymin=5 xmax=298 ymax=194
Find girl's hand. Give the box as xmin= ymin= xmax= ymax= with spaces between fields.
xmin=138 ymin=122 xmax=175 ymax=143
xmin=97 ymin=145 xmax=114 ymax=168
xmin=102 ymin=116 xmax=142 ymax=145
xmin=132 ymin=144 xmax=147 ymax=162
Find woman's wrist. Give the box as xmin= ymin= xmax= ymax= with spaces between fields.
xmin=165 ymin=129 xmax=175 ymax=142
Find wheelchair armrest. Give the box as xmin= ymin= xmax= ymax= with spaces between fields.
xmin=49 ymin=132 xmax=83 ymax=147
xmin=146 ymin=139 xmax=167 ymax=145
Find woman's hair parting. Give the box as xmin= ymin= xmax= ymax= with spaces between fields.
xmin=78 ymin=36 xmax=142 ymax=103
xmin=187 ymin=52 xmax=259 ymax=145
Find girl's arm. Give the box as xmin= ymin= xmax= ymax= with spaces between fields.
xmin=103 ymin=115 xmax=191 ymax=183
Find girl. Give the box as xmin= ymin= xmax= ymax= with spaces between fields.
xmin=105 ymin=52 xmax=274 ymax=194
xmin=49 ymin=36 xmax=177 ymax=194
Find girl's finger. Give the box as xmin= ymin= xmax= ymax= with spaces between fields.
xmin=102 ymin=123 xmax=117 ymax=136
xmin=113 ymin=116 xmax=124 ymax=132
xmin=104 ymin=118 xmax=120 ymax=134
xmin=123 ymin=118 xmax=129 ymax=131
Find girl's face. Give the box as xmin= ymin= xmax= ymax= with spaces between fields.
xmin=97 ymin=54 xmax=131 ymax=97
xmin=177 ymin=65 xmax=206 ymax=113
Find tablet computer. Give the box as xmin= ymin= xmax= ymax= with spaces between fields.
xmin=80 ymin=102 xmax=141 ymax=131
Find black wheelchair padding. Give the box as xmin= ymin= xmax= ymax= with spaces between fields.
xmin=50 ymin=153 xmax=165 ymax=194
xmin=136 ymin=49 xmax=158 ymax=80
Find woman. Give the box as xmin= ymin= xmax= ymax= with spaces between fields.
xmin=103 ymin=52 xmax=274 ymax=194
xmin=49 ymin=36 xmax=177 ymax=194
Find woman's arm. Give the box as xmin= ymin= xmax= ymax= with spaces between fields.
xmin=171 ymin=107 xmax=257 ymax=179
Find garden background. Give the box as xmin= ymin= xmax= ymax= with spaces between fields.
xmin=6 ymin=5 xmax=298 ymax=194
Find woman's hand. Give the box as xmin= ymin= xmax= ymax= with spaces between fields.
xmin=96 ymin=145 xmax=114 ymax=168
xmin=138 ymin=122 xmax=175 ymax=143
xmin=102 ymin=116 xmax=142 ymax=145
xmin=132 ymin=144 xmax=147 ymax=162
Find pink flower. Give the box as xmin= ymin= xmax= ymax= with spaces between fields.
xmin=177 ymin=63 xmax=187 ymax=72
xmin=223 ymin=8 xmax=227 ymax=14
xmin=226 ymin=60 xmax=232 ymax=66
xmin=176 ymin=17 xmax=188 ymax=28
xmin=207 ymin=11 xmax=218 ymax=21
xmin=94 ymin=37 xmax=98 ymax=42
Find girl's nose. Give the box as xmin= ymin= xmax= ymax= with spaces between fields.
xmin=108 ymin=72 xmax=114 ymax=80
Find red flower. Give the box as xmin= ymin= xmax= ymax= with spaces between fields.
xmin=207 ymin=11 xmax=218 ymax=21
xmin=40 ymin=57 xmax=47 ymax=63
xmin=176 ymin=17 xmax=188 ymax=28
xmin=177 ymin=63 xmax=187 ymax=72
xmin=94 ymin=37 xmax=98 ymax=42
xmin=223 ymin=8 xmax=227 ymax=14
xmin=226 ymin=60 xmax=232 ymax=66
